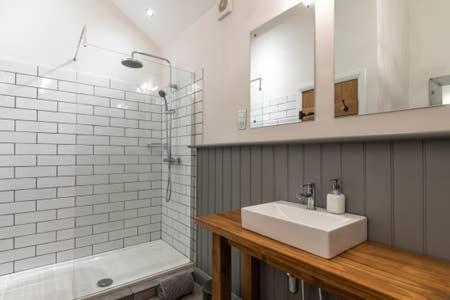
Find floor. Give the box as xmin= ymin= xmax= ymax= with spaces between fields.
xmin=0 ymin=240 xmax=190 ymax=300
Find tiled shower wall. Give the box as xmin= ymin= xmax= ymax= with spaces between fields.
xmin=0 ymin=59 xmax=163 ymax=275
xmin=161 ymin=71 xmax=203 ymax=259
xmin=251 ymin=90 xmax=299 ymax=128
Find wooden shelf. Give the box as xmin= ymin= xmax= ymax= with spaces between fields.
xmin=196 ymin=210 xmax=450 ymax=300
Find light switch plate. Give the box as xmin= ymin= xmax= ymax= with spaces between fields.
xmin=238 ymin=109 xmax=247 ymax=130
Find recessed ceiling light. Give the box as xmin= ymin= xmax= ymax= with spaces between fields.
xmin=146 ymin=8 xmax=154 ymax=17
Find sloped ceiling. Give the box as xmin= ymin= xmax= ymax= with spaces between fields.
xmin=112 ymin=0 xmax=218 ymax=48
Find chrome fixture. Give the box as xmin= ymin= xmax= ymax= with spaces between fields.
xmin=287 ymin=273 xmax=298 ymax=294
xmin=73 ymin=25 xmax=87 ymax=62
xmin=121 ymin=51 xmax=178 ymax=203
xmin=97 ymin=278 xmax=113 ymax=288
xmin=163 ymin=157 xmax=181 ymax=164
xmin=250 ymin=77 xmax=262 ymax=91
xmin=158 ymin=90 xmax=176 ymax=114
xmin=121 ymin=51 xmax=171 ymax=69
xmin=296 ymin=183 xmax=316 ymax=210
xmin=157 ymin=90 xmax=180 ymax=203
xmin=295 ymin=277 xmax=322 ymax=299
xmin=72 ymin=29 xmax=180 ymax=203
xmin=301 ymin=280 xmax=305 ymax=299
xmin=121 ymin=57 xmax=144 ymax=69
xmin=121 ymin=51 xmax=178 ymax=90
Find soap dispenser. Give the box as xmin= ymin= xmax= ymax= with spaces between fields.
xmin=327 ymin=179 xmax=346 ymax=214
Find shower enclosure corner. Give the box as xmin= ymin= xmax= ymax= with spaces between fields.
xmin=70 ymin=45 xmax=199 ymax=297
xmin=0 ymin=41 xmax=201 ymax=299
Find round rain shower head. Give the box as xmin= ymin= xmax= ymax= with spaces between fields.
xmin=121 ymin=57 xmax=143 ymax=69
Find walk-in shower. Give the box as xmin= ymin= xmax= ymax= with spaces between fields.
xmin=0 ymin=26 xmax=202 ymax=299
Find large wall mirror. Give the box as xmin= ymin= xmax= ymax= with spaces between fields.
xmin=250 ymin=2 xmax=315 ymax=128
xmin=335 ymin=0 xmax=450 ymax=117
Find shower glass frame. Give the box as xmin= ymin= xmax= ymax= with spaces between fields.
xmin=70 ymin=46 xmax=196 ymax=298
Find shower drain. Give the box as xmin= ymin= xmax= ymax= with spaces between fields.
xmin=97 ymin=278 xmax=113 ymax=288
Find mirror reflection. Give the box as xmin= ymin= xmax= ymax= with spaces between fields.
xmin=335 ymin=0 xmax=450 ymax=117
xmin=250 ymin=2 xmax=315 ymax=128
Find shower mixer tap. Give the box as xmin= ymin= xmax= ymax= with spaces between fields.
xmin=164 ymin=157 xmax=181 ymax=164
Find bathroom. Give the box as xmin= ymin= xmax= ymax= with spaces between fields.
xmin=0 ymin=0 xmax=449 ymax=299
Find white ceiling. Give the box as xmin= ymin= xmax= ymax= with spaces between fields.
xmin=112 ymin=0 xmax=218 ymax=48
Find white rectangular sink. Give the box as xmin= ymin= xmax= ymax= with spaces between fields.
xmin=241 ymin=201 xmax=367 ymax=259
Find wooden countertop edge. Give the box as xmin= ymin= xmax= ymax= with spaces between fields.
xmin=195 ymin=212 xmax=450 ymax=300
xmin=196 ymin=215 xmax=390 ymax=299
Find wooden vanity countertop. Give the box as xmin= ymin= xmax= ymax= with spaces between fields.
xmin=196 ymin=210 xmax=450 ymax=300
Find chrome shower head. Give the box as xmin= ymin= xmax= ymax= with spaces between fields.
xmin=158 ymin=90 xmax=166 ymax=99
xmin=158 ymin=90 xmax=170 ymax=112
xmin=121 ymin=57 xmax=143 ymax=69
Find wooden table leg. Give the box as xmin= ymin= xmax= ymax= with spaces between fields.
xmin=242 ymin=252 xmax=260 ymax=300
xmin=212 ymin=233 xmax=231 ymax=299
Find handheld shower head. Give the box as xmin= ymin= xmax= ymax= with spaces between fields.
xmin=159 ymin=90 xmax=169 ymax=112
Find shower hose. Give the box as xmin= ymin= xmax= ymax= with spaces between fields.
xmin=165 ymin=109 xmax=173 ymax=202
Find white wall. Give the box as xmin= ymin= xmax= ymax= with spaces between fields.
xmin=163 ymin=0 xmax=450 ymax=145
xmin=336 ymin=0 xmax=410 ymax=114
xmin=250 ymin=3 xmax=314 ymax=127
xmin=376 ymin=0 xmax=410 ymax=112
xmin=0 ymin=0 xmax=161 ymax=86
xmin=335 ymin=0 xmax=378 ymax=114
xmin=408 ymin=0 xmax=450 ymax=108
xmin=251 ymin=4 xmax=314 ymax=103
xmin=336 ymin=0 xmax=450 ymax=113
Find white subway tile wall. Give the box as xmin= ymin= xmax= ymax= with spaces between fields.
xmin=0 ymin=60 xmax=168 ymax=275
xmin=161 ymin=71 xmax=203 ymax=259
xmin=251 ymin=93 xmax=300 ymax=128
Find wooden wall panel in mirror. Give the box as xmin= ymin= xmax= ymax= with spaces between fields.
xmin=335 ymin=0 xmax=450 ymax=117
xmin=301 ymin=89 xmax=315 ymax=121
xmin=335 ymin=79 xmax=358 ymax=117
xmin=250 ymin=2 xmax=315 ymax=128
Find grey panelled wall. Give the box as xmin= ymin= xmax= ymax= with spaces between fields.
xmin=196 ymin=139 xmax=450 ymax=300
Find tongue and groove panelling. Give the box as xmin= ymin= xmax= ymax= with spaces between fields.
xmin=196 ymin=139 xmax=450 ymax=300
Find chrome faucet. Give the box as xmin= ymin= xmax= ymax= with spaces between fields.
xmin=296 ymin=183 xmax=316 ymax=210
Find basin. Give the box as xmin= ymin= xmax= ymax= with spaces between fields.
xmin=241 ymin=201 xmax=367 ymax=259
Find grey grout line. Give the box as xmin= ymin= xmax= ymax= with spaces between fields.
xmin=390 ymin=142 xmax=395 ymax=247
xmin=0 ymin=66 xmax=202 ymax=272
xmin=422 ymin=140 xmax=427 ymax=255
xmin=362 ymin=142 xmax=367 ymax=216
